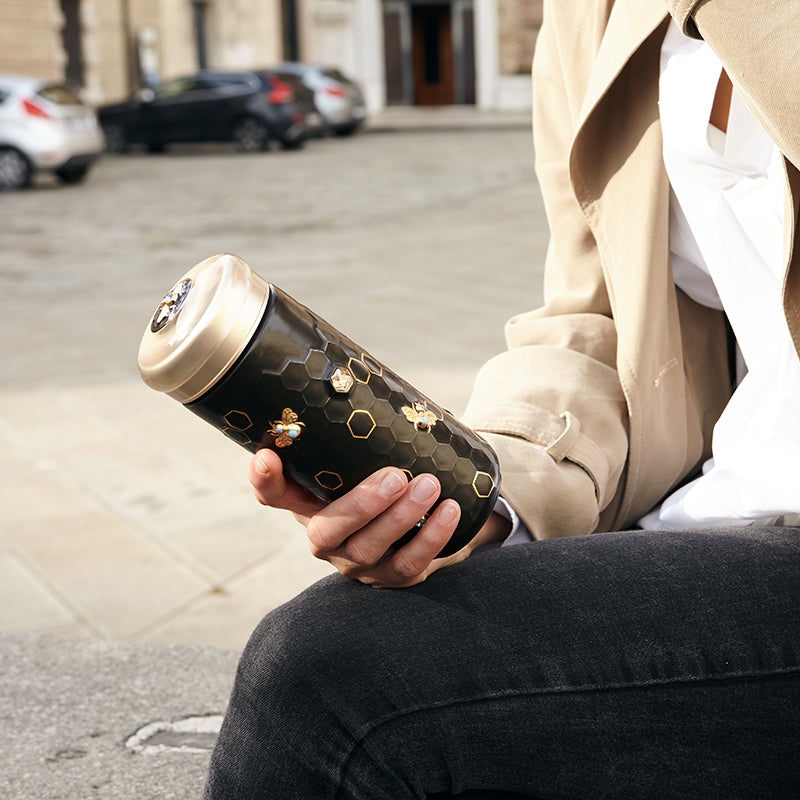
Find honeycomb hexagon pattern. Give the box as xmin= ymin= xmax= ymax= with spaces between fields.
xmin=187 ymin=286 xmax=500 ymax=557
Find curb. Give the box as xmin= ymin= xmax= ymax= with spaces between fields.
xmin=364 ymin=109 xmax=531 ymax=134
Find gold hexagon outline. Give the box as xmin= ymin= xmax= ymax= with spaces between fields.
xmin=361 ymin=353 xmax=383 ymax=377
xmin=346 ymin=409 xmax=376 ymax=439
xmin=347 ymin=356 xmax=372 ymax=384
xmin=222 ymin=428 xmax=253 ymax=446
xmin=472 ymin=470 xmax=495 ymax=498
xmin=315 ymin=471 xmax=344 ymax=492
xmin=223 ymin=410 xmax=253 ymax=431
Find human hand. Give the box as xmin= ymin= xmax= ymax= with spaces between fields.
xmin=248 ymin=448 xmax=509 ymax=588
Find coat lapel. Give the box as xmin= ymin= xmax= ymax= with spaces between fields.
xmin=577 ymin=0 xmax=668 ymax=134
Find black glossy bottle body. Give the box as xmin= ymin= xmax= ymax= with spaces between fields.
xmin=186 ymin=286 xmax=500 ymax=557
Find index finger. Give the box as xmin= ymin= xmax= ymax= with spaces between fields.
xmin=248 ymin=448 xmax=325 ymax=519
xmin=306 ymin=467 xmax=411 ymax=554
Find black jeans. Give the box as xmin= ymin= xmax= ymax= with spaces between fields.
xmin=204 ymin=527 xmax=800 ymax=799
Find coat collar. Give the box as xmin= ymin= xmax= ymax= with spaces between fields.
xmin=577 ymin=0 xmax=669 ymax=135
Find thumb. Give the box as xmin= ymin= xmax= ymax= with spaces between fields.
xmin=248 ymin=448 xmax=325 ymax=519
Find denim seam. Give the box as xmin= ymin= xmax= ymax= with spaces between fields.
xmin=333 ymin=664 xmax=800 ymax=799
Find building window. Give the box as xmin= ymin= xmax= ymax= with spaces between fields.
xmin=193 ymin=0 xmax=209 ymax=69
xmin=282 ymin=0 xmax=300 ymax=61
xmin=60 ymin=0 xmax=84 ymax=86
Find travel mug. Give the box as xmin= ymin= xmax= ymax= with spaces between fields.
xmin=137 ymin=253 xmax=500 ymax=557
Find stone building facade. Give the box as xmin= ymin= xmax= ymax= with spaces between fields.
xmin=498 ymin=0 xmax=542 ymax=75
xmin=0 ymin=0 xmax=542 ymax=112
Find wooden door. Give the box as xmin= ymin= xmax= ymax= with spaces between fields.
xmin=412 ymin=4 xmax=454 ymax=106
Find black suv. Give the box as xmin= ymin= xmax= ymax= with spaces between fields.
xmin=98 ymin=70 xmax=307 ymax=153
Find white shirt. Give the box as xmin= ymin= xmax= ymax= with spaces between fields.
xmin=501 ymin=21 xmax=799 ymax=545
xmin=639 ymin=20 xmax=800 ymax=529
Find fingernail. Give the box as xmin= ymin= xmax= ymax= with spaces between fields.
xmin=410 ymin=475 xmax=438 ymax=502
xmin=255 ymin=450 xmax=271 ymax=473
xmin=380 ymin=471 xmax=406 ymax=498
xmin=438 ymin=500 xmax=460 ymax=524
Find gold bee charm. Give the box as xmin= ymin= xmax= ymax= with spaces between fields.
xmin=268 ymin=408 xmax=305 ymax=448
xmin=401 ymin=401 xmax=438 ymax=432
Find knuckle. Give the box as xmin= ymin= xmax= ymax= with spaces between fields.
xmin=392 ymin=551 xmax=423 ymax=580
xmin=343 ymin=537 xmax=377 ymax=567
xmin=306 ymin=516 xmax=334 ymax=555
xmin=350 ymin=489 xmax=379 ymax=522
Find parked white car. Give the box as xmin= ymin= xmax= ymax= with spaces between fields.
xmin=0 ymin=74 xmax=104 ymax=190
xmin=275 ymin=63 xmax=366 ymax=136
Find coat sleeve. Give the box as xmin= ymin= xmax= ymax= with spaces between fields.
xmin=461 ymin=1 xmax=630 ymax=540
xmin=665 ymin=0 xmax=800 ymax=171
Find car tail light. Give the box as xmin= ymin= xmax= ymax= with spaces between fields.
xmin=267 ymin=77 xmax=293 ymax=105
xmin=22 ymin=98 xmax=51 ymax=118
xmin=323 ymin=85 xmax=346 ymax=98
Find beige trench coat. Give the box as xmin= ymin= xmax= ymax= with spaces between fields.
xmin=462 ymin=0 xmax=800 ymax=539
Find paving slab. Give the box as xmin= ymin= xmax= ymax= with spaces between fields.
xmin=0 ymin=633 xmax=238 ymax=800
xmin=0 ymin=551 xmax=74 ymax=633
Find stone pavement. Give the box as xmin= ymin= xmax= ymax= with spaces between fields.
xmin=0 ymin=107 xmax=547 ymax=797
xmin=0 ymin=632 xmax=238 ymax=799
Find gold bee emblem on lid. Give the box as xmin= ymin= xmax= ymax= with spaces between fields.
xmin=269 ymin=408 xmax=305 ymax=448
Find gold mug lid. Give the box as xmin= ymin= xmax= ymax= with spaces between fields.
xmin=137 ymin=253 xmax=270 ymax=403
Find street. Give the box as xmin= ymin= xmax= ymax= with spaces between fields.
xmin=0 ymin=123 xmax=548 ymax=650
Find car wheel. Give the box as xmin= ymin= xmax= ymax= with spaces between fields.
xmin=54 ymin=164 xmax=90 ymax=184
xmin=232 ymin=117 xmax=270 ymax=153
xmin=146 ymin=141 xmax=167 ymax=154
xmin=0 ymin=147 xmax=33 ymax=190
xmin=279 ymin=137 xmax=305 ymax=151
xmin=103 ymin=123 xmax=129 ymax=154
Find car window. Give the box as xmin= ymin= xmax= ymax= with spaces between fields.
xmin=37 ymin=85 xmax=82 ymax=105
xmin=200 ymin=77 xmax=257 ymax=99
xmin=323 ymin=69 xmax=351 ymax=85
xmin=0 ymin=90 xmax=9 ymax=105
xmin=274 ymin=73 xmax=303 ymax=91
xmin=276 ymin=75 xmax=314 ymax=102
xmin=205 ymin=77 xmax=253 ymax=89
xmin=191 ymin=79 xmax=217 ymax=91
xmin=154 ymin=78 xmax=196 ymax=98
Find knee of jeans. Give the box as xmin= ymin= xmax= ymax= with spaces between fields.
xmin=232 ymin=574 xmax=375 ymax=721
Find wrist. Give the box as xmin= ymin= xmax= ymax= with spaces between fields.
xmin=470 ymin=512 xmax=512 ymax=550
